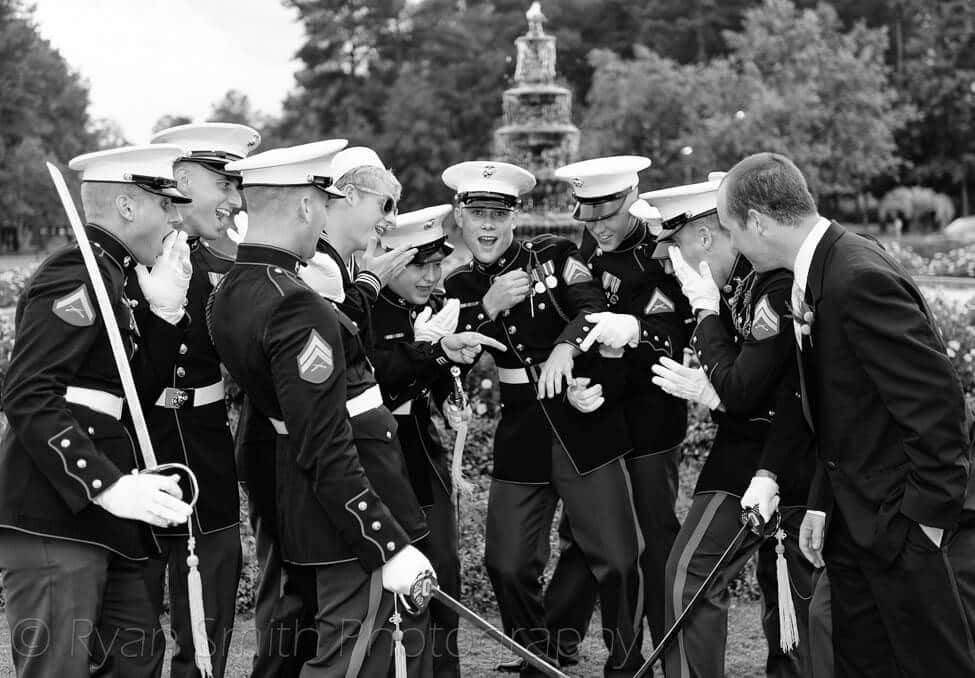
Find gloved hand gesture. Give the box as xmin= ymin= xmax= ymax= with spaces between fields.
xmin=579 ymin=312 xmax=640 ymax=352
xmin=135 ymin=230 xmax=192 ymax=324
xmin=93 ymin=472 xmax=193 ymax=528
xmin=669 ymin=246 xmax=720 ymax=314
xmin=361 ymin=236 xmax=417 ymax=286
xmin=740 ymin=474 xmax=780 ymax=524
xmin=415 ymin=298 xmax=460 ymax=342
xmin=566 ymin=377 xmax=604 ymax=413
xmin=380 ymin=544 xmax=436 ymax=595
xmin=440 ymin=332 xmax=507 ymax=364
xmin=650 ymin=356 xmax=722 ymax=410
xmin=299 ymin=251 xmax=346 ymax=302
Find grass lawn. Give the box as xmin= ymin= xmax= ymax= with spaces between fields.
xmin=0 ymin=602 xmax=768 ymax=677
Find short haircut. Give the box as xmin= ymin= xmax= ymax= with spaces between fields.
xmin=334 ymin=166 xmax=402 ymax=201
xmin=79 ymin=182 xmax=141 ymax=219
xmin=723 ymin=153 xmax=817 ymax=227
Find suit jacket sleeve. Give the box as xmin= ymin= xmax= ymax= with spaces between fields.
xmin=842 ymin=267 xmax=970 ymax=528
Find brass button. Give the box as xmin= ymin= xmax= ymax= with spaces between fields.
xmin=385 ymin=431 xmax=392 ymax=439
xmin=372 ymin=521 xmax=381 ymax=531
xmin=92 ymin=479 xmax=102 ymax=489
xmin=60 ymin=439 xmax=70 ymax=448
xmin=525 ymin=357 xmax=533 ymax=364
xmin=508 ymin=326 xmax=516 ymax=335
xmin=538 ymin=302 xmax=546 ymax=310
xmin=274 ymin=267 xmax=282 ymax=274
xmin=582 ymin=326 xmax=589 ymax=332
xmin=178 ymin=344 xmax=188 ymax=355
xmin=358 ymin=501 xmax=367 ymax=511
xmin=386 ymin=541 xmax=396 ymax=551
xmin=516 ymin=344 xmax=524 ymax=351
xmin=76 ymin=459 xmax=87 ymax=469
xmin=502 ymin=310 xmax=510 ymax=317
xmin=465 ymin=324 xmax=472 ymax=330
xmin=87 ymin=427 xmax=95 ymax=435
xmin=176 ymin=367 xmax=186 ymax=378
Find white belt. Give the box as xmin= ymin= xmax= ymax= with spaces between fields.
xmin=154 ymin=381 xmax=225 ymax=409
xmin=391 ymin=401 xmax=412 ymax=416
xmin=65 ymin=386 xmax=124 ymax=420
xmin=269 ymin=384 xmax=385 ymax=435
xmin=498 ymin=363 xmax=544 ymax=385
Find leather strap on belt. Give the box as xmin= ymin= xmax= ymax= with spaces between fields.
xmin=269 ymin=384 xmax=385 ymax=436
xmin=154 ymin=381 xmax=225 ymax=409
xmin=65 ymin=386 xmax=124 ymax=420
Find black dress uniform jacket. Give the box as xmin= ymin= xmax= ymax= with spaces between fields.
xmin=209 ymin=244 xmax=424 ymax=571
xmin=0 ymin=225 xmax=184 ymax=559
xmin=371 ymin=290 xmax=454 ymax=507
xmin=800 ymin=222 xmax=970 ymax=562
xmin=690 ymin=258 xmax=814 ymax=506
xmin=444 ymin=235 xmax=631 ymax=483
xmin=579 ymin=224 xmax=693 ymax=457
xmin=127 ymin=238 xmax=238 ymax=534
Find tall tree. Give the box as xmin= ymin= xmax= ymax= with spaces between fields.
xmin=151 ymin=114 xmax=193 ymax=134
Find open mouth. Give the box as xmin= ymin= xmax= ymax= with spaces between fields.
xmin=477 ymin=235 xmax=498 ymax=247
xmin=215 ymin=208 xmax=235 ymax=232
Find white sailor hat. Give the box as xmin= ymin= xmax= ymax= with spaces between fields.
xmin=150 ymin=122 xmax=262 ymax=177
xmin=382 ymin=204 xmax=453 ymax=264
xmin=69 ymin=144 xmax=191 ymax=204
xmin=442 ymin=160 xmax=536 ymax=211
xmin=554 ymin=155 xmax=651 ymax=222
xmin=225 ymin=139 xmax=348 ymax=189
xmin=642 ymin=171 xmax=727 ymax=258
xmin=324 ymin=146 xmax=387 ymax=196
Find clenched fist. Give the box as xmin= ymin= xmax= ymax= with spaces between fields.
xmin=482 ymin=271 xmax=531 ymax=320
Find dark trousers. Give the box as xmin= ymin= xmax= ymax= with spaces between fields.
xmin=0 ymin=529 xmax=165 ymax=678
xmin=249 ymin=513 xmax=318 ymax=678
xmin=485 ymin=443 xmax=644 ymax=677
xmin=663 ymin=493 xmax=828 ymax=678
xmin=544 ymin=448 xmax=681 ymax=656
xmin=299 ymin=561 xmax=432 ymax=678
xmin=948 ymin=514 xmax=975 ymax=640
xmin=419 ymin=467 xmax=461 ymax=678
xmin=825 ymin=510 xmax=975 ymax=677
xmin=143 ymin=528 xmax=242 ymax=678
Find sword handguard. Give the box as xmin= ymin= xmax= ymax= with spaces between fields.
xmin=400 ymin=569 xmax=437 ymax=615
xmin=740 ymin=505 xmax=781 ymax=537
xmin=449 ymin=366 xmax=467 ymax=409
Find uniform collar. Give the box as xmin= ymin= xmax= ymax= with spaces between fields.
xmin=193 ymin=238 xmax=236 ymax=274
xmin=379 ymin=287 xmax=412 ymax=310
xmin=612 ymin=220 xmax=647 ymax=253
xmin=474 ymin=240 xmax=521 ymax=276
xmin=235 ymin=243 xmax=302 ymax=274
xmin=720 ymin=254 xmax=754 ymax=302
xmin=86 ymin=223 xmax=137 ymax=273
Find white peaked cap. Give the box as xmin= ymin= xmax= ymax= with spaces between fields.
xmin=225 ymin=139 xmax=349 ymax=187
xmin=68 ymin=144 xmax=191 ymax=203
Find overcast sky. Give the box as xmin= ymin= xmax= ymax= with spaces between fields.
xmin=33 ymin=0 xmax=305 ymax=143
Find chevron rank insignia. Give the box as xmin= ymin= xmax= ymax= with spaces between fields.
xmin=751 ymin=294 xmax=780 ymax=340
xmin=297 ymin=330 xmax=334 ymax=384
xmin=644 ymin=289 xmax=675 ymax=315
xmin=562 ymin=257 xmax=592 ymax=285
xmin=53 ymin=284 xmax=95 ymax=327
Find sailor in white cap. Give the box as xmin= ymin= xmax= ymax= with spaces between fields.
xmin=640 ymin=174 xmax=827 ymax=678
xmin=0 ymin=144 xmax=195 ymax=677
xmin=372 ymin=204 xmax=508 ymax=677
xmin=140 ymin=122 xmax=260 ymax=678
xmin=544 ymin=156 xmax=693 ymax=661
xmin=211 ymin=141 xmax=436 ymax=677
xmin=442 ymin=160 xmax=646 ymax=675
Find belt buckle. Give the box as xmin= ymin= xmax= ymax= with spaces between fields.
xmin=162 ymin=387 xmax=190 ymax=409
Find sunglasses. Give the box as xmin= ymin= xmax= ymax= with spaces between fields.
xmin=354 ymin=185 xmax=397 ymax=217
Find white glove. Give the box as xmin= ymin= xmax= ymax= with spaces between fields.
xmin=300 ymin=251 xmax=346 ymax=302
xmin=740 ymin=474 xmax=780 ymax=523
xmin=229 ymin=211 xmax=248 ymax=244
xmin=650 ymin=356 xmax=722 ymax=409
xmin=440 ymin=331 xmax=506 ymax=364
xmin=668 ymin=246 xmax=720 ymax=314
xmin=566 ymin=377 xmax=604 ymax=413
xmin=443 ymin=400 xmax=472 ymax=429
xmin=578 ymin=313 xmax=640 ymax=352
xmin=380 ymin=544 xmax=435 ymax=595
xmin=93 ymin=473 xmax=193 ymax=528
xmin=135 ymin=230 xmax=191 ymax=324
xmin=415 ymin=299 xmax=460 ymax=342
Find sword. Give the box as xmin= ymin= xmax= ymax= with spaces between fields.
xmin=632 ymin=506 xmax=777 ymax=678
xmin=448 ymin=366 xmax=471 ymax=522
xmin=405 ymin=572 xmax=569 ymax=678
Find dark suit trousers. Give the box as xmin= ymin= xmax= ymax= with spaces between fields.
xmin=484 ymin=442 xmax=644 ymax=677
xmin=948 ymin=514 xmax=975 ymax=641
xmin=825 ymin=510 xmax=975 ymax=677
xmin=143 ymin=528 xmax=242 ymax=678
xmin=544 ymin=447 xmax=681 ymax=656
xmin=0 ymin=529 xmax=165 ymax=678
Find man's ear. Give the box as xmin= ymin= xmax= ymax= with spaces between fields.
xmin=452 ymin=205 xmax=464 ymax=228
xmin=298 ymin=195 xmax=313 ymax=224
xmin=115 ymin=193 xmax=136 ymax=222
xmin=697 ymin=223 xmax=713 ymax=250
xmin=174 ymin=165 xmax=191 ymax=195
xmin=747 ymin=208 xmax=766 ymax=235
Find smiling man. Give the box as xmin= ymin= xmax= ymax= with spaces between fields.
xmin=138 ymin=122 xmax=260 ymax=678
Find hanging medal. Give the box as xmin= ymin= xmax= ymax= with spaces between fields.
xmin=542 ymin=260 xmax=557 ymax=289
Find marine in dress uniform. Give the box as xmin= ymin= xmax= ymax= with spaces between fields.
xmin=441 ymin=161 xmax=645 ymax=677
xmin=0 ymin=145 xmax=195 ymax=678
xmin=372 ymin=204 xmax=463 ymax=677
xmin=210 ymin=141 xmax=435 ymax=678
xmin=640 ymin=176 xmax=826 ymax=678
xmin=543 ymin=157 xmax=692 ymax=659
xmin=128 ymin=122 xmax=261 ymax=678
xmin=717 ymin=152 xmax=975 ymax=677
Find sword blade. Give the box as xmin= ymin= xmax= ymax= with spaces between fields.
xmin=430 ymin=588 xmax=568 ymax=678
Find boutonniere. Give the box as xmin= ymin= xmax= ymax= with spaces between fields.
xmin=788 ymin=298 xmax=816 ymax=344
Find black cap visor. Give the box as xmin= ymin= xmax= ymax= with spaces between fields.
xmin=572 ymin=186 xmax=633 ymax=222
xmin=411 ymin=238 xmax=453 ymax=265
xmin=457 ymin=191 xmax=519 ymax=211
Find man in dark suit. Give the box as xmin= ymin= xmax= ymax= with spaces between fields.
xmin=717 ymin=151 xmax=975 ymax=677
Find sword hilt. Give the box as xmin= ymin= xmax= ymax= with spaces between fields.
xmin=449 ymin=366 xmax=467 ymax=408
xmin=399 ymin=569 xmax=437 ymax=615
xmin=740 ymin=505 xmax=781 ymax=537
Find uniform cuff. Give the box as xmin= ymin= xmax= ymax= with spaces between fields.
xmin=355 ymin=271 xmax=381 ymax=300
xmin=343 ymin=489 xmax=412 ymax=571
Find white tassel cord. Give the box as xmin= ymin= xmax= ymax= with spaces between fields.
xmin=392 ymin=598 xmax=408 ymax=678
xmin=186 ymin=532 xmax=214 ymax=678
xmin=775 ymin=529 xmax=800 ymax=653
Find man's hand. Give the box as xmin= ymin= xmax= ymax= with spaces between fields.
xmin=669 ymin=246 xmax=720 ymax=314
xmin=798 ymin=510 xmax=826 ymax=568
xmin=415 ymin=299 xmax=460 ymax=342
xmin=299 ymin=251 xmax=345 ymax=301
xmin=381 ymin=544 xmax=436 ymax=595
xmin=440 ymin=332 xmax=507 ymax=364
xmin=443 ymin=399 xmax=472 ymax=430
xmin=482 ymin=271 xmax=531 ymax=320
xmin=650 ymin=356 xmax=722 ymax=409
xmin=537 ymin=343 xmax=577 ymax=399
xmin=740 ymin=474 xmax=781 ymax=523
xmin=566 ymin=377 xmax=604 ymax=413
xmin=361 ymin=236 xmax=418 ymax=286
xmin=93 ymin=473 xmax=193 ymax=528
xmin=578 ymin=313 xmax=640 ymax=352
xmin=135 ymin=230 xmax=192 ymax=324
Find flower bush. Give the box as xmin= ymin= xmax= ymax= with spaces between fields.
xmin=887 ymin=240 xmax=975 ymax=278
xmin=0 ymin=266 xmax=34 ymax=308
